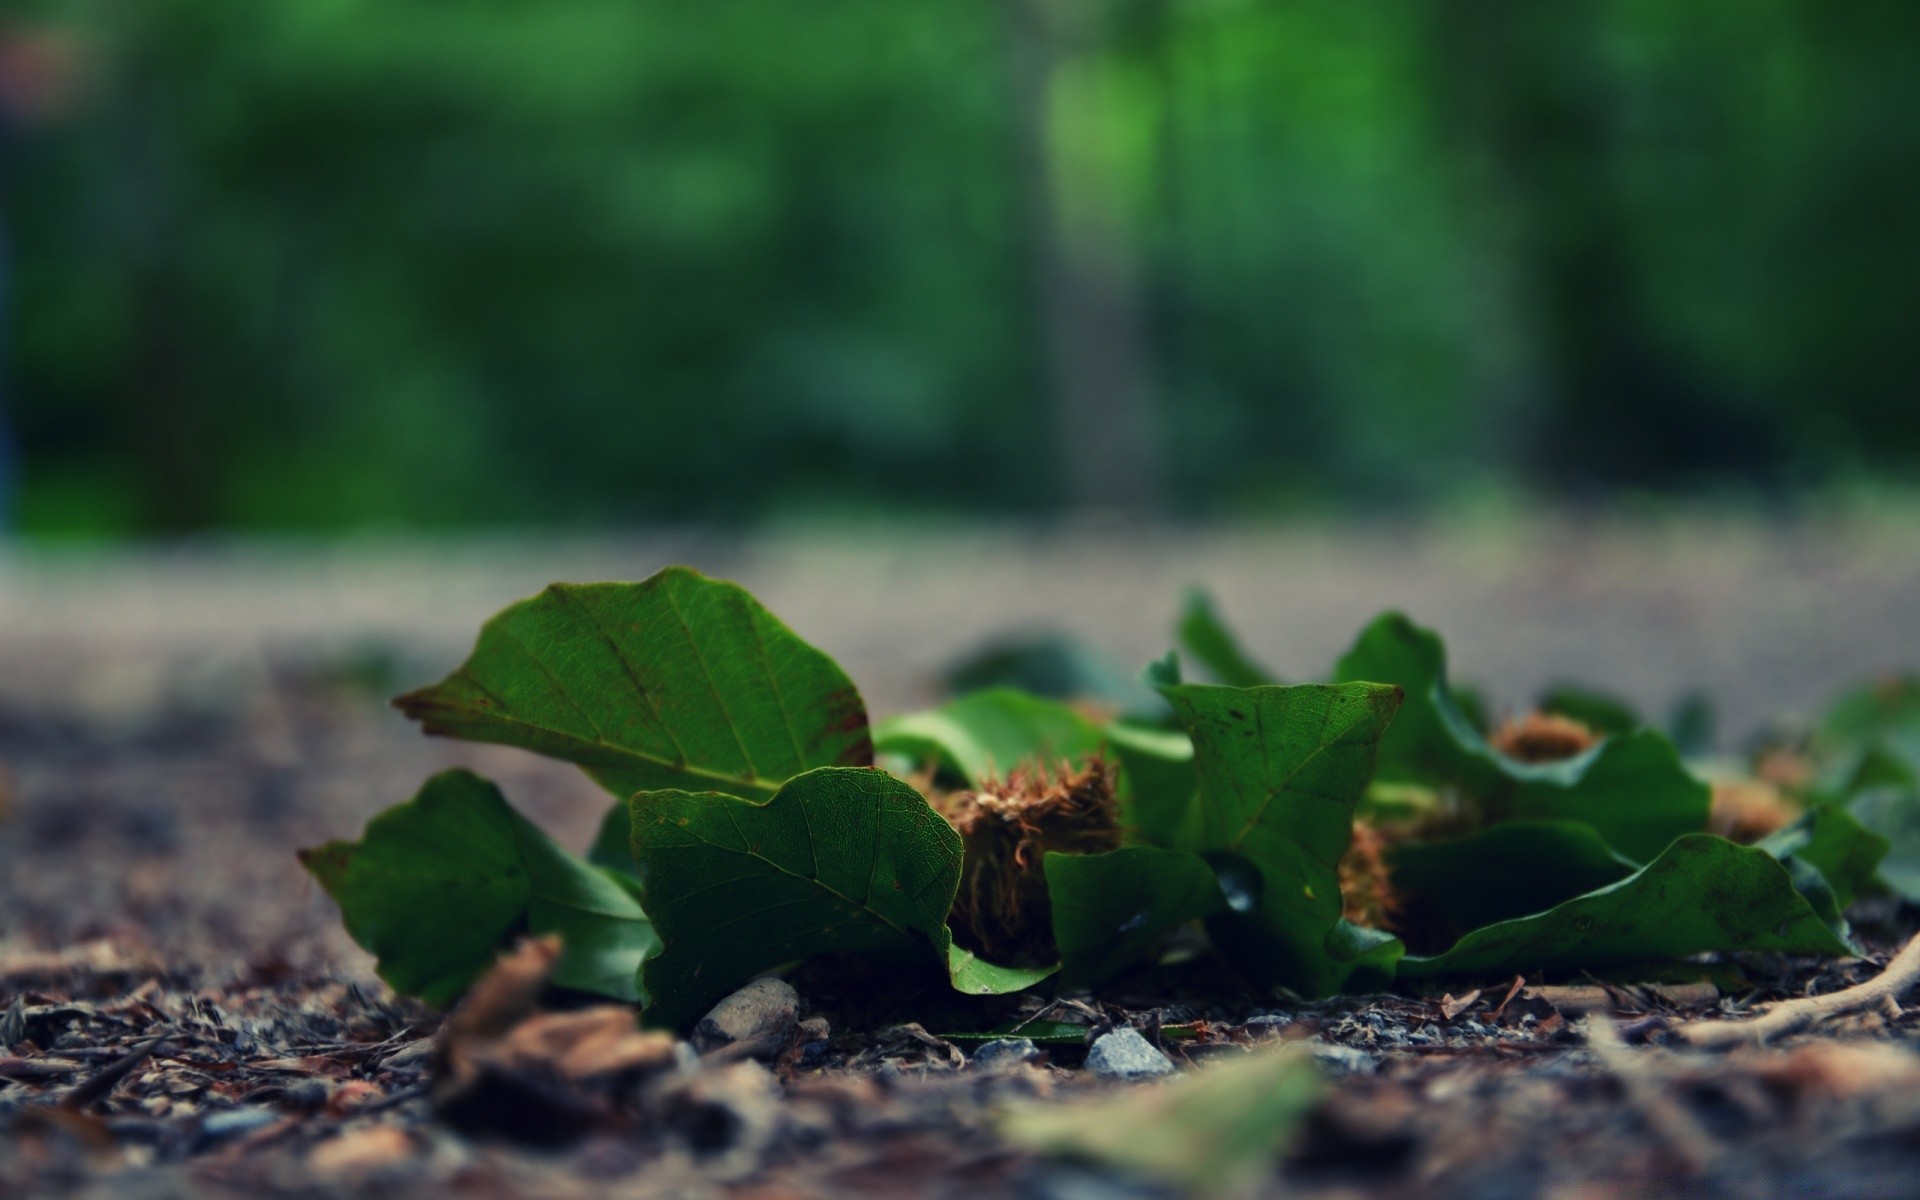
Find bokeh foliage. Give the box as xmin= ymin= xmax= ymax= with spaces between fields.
xmin=7 ymin=0 xmax=1919 ymax=532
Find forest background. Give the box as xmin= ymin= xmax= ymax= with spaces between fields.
xmin=2 ymin=0 xmax=1917 ymax=536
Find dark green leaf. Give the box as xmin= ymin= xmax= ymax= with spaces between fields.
xmin=1758 ymin=806 xmax=1890 ymax=910
xmin=1334 ymin=614 xmax=1707 ymax=862
xmin=1045 ymin=846 xmax=1224 ymax=988
xmin=1178 ymin=588 xmax=1278 ymax=687
xmin=1333 ymin=613 xmax=1505 ymax=794
xmin=1666 ymin=691 xmax=1717 ymax=758
xmin=1106 ymin=720 xmax=1199 ymax=848
xmin=1155 ymin=679 xmax=1407 ymax=996
xmin=1847 ymin=786 xmax=1920 ymax=902
xmin=1387 ymin=820 xmax=1638 ymax=933
xmin=1399 ymin=835 xmax=1852 ymax=982
xmin=395 ymin=566 xmax=871 ymax=802
xmin=626 ymin=766 xmax=1050 ymax=1028
xmin=1502 ymin=731 xmax=1710 ymax=864
xmin=873 ymin=689 xmax=1103 ymax=786
xmin=301 ymin=770 xmax=657 ymax=1006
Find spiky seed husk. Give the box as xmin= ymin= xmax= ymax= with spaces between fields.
xmin=1490 ymin=711 xmax=1599 ymax=764
xmin=1709 ymin=779 xmax=1799 ymax=843
xmin=1339 ymin=818 xmax=1401 ymax=930
xmin=940 ymin=759 xmax=1122 ymax=965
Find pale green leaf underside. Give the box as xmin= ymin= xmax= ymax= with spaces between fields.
xmin=874 ymin=689 xmax=1105 ymax=786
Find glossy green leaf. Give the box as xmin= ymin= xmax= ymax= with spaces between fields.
xmin=1155 ymin=676 xmax=1406 ymax=996
xmin=1178 ymin=587 xmax=1278 ymax=687
xmin=1002 ymin=1043 xmax=1322 ymax=1196
xmin=1399 ymin=835 xmax=1852 ymax=981
xmin=873 ymin=689 xmax=1103 ymax=786
xmin=395 ymin=565 xmax=871 ymax=802
xmin=1046 ymin=846 xmax=1224 ymax=988
xmin=626 ymin=766 xmax=1050 ymax=1029
xmin=301 ymin=770 xmax=658 ymax=1006
xmin=1334 ymin=614 xmax=1707 ymax=862
xmin=1388 ymin=820 xmax=1638 ymax=934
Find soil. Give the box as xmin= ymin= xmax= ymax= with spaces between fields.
xmin=3 ymin=517 xmax=1919 ymax=1197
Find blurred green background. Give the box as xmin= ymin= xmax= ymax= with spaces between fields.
xmin=2 ymin=0 xmax=1917 ymax=535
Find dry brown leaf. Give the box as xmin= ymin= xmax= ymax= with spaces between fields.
xmin=307 ymin=1126 xmax=417 ymax=1178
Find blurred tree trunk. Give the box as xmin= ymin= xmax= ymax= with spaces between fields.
xmin=1424 ymin=0 xmax=1753 ymax=492
xmin=1001 ymin=0 xmax=1163 ymax=515
xmin=111 ymin=33 xmax=222 ymax=533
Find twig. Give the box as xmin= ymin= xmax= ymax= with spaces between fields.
xmin=1675 ymin=932 xmax=1920 ymax=1048
xmin=61 ymin=1033 xmax=169 ymax=1111
xmin=1586 ymin=1014 xmax=1721 ymax=1173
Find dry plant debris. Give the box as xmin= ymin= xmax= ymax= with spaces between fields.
xmin=3 ymin=569 xmax=1920 ymax=1197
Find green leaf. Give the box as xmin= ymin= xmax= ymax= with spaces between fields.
xmin=1178 ymin=588 xmax=1278 ymax=687
xmin=1155 ymin=678 xmax=1406 ymax=996
xmin=1847 ymin=786 xmax=1920 ymax=902
xmin=1758 ymin=805 xmax=1890 ymax=910
xmin=1502 ymin=731 xmax=1711 ymax=864
xmin=1045 ymin=846 xmax=1224 ymax=988
xmin=1334 ymin=614 xmax=1707 ymax=862
xmin=1333 ymin=613 xmax=1505 ymax=794
xmin=939 ymin=1019 xmax=1091 ymax=1046
xmin=1537 ymin=684 xmax=1640 ymax=736
xmin=948 ymin=944 xmax=1059 ymax=997
xmin=395 ymin=566 xmax=871 ymax=803
xmin=944 ymin=634 xmax=1163 ymax=718
xmin=1819 ymin=674 xmax=1920 ymax=747
xmin=873 ymin=689 xmax=1103 ymax=786
xmin=1001 ymin=1043 xmax=1322 ymax=1196
xmin=1666 ymin=691 xmax=1717 ymax=758
xmin=1387 ymin=820 xmax=1638 ymax=933
xmin=626 ymin=766 xmax=1049 ymax=1029
xmin=1399 ymin=835 xmax=1852 ymax=981
xmin=300 ymin=770 xmax=658 ymax=1006
xmin=1106 ymin=720 xmax=1198 ymax=847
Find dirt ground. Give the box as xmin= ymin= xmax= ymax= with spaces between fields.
xmin=2 ymin=515 xmax=1919 ymax=1197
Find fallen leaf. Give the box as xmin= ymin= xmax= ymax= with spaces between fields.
xmin=307 ymin=1126 xmax=416 ymax=1178
xmin=1002 ymin=1043 xmax=1321 ymax=1195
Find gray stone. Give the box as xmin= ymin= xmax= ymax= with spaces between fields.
xmin=1304 ymin=1039 xmax=1376 ymax=1074
xmin=1085 ymin=1028 xmax=1175 ymax=1080
xmin=691 ymin=978 xmax=800 ymax=1058
xmin=970 ymin=1037 xmax=1040 ymax=1069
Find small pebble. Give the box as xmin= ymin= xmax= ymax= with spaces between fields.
xmin=1305 ymin=1039 xmax=1375 ymax=1074
xmin=191 ymin=1106 xmax=280 ymax=1151
xmin=692 ymin=978 xmax=799 ymax=1058
xmin=970 ymin=1037 xmax=1039 ymax=1069
xmin=1085 ymin=1028 xmax=1175 ymax=1080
